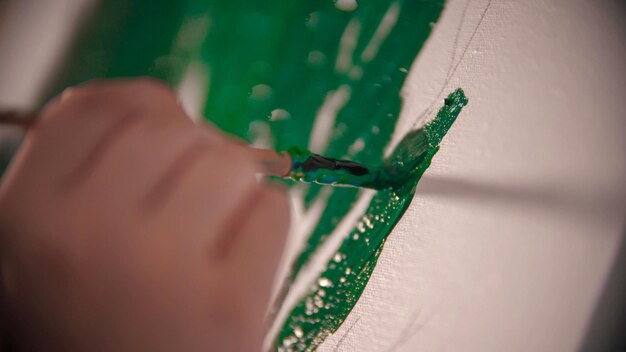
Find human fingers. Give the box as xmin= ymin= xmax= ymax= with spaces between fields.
xmin=0 ymin=78 xmax=203 ymax=217
xmin=139 ymin=139 xmax=262 ymax=239
xmin=213 ymin=183 xmax=289 ymax=348
xmin=16 ymin=79 xmax=191 ymax=184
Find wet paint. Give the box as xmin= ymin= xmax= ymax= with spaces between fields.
xmin=40 ymin=0 xmax=457 ymax=350
xmin=275 ymin=89 xmax=466 ymax=351
xmin=268 ymin=6 xmax=449 ymax=342
xmin=286 ymin=146 xmax=379 ymax=188
xmin=284 ymin=88 xmax=467 ymax=190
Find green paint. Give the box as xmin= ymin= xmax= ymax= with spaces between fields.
xmin=270 ymin=0 xmax=446 ymax=300
xmin=286 ymin=146 xmax=380 ymax=189
xmin=284 ymin=88 xmax=467 ymax=191
xmin=37 ymin=1 xmax=462 ymax=351
xmin=275 ymin=89 xmax=466 ymax=351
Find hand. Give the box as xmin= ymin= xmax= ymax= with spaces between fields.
xmin=0 ymin=79 xmax=289 ymax=351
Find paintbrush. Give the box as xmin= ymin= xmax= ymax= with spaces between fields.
xmin=0 ymin=110 xmax=391 ymax=189
xmin=0 ymin=89 xmax=467 ymax=191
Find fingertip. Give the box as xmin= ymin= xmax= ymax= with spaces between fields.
xmin=39 ymin=77 xmax=191 ymax=130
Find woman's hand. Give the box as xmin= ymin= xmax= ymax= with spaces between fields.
xmin=0 ymin=78 xmax=289 ymax=351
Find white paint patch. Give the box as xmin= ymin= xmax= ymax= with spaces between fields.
xmin=335 ymin=18 xmax=361 ymax=74
xmin=335 ymin=0 xmax=358 ymax=12
xmin=250 ymin=83 xmax=274 ymax=101
xmin=174 ymin=14 xmax=211 ymax=52
xmin=308 ymin=85 xmax=352 ymax=153
xmin=349 ymin=65 xmax=363 ymax=80
xmin=360 ymin=2 xmax=401 ymax=63
xmin=176 ymin=60 xmax=210 ymax=122
xmin=248 ymin=121 xmax=273 ymax=149
xmin=306 ymin=11 xmax=323 ymax=30
xmin=307 ymin=50 xmax=327 ymax=67
xmin=348 ymin=138 xmax=365 ymax=156
xmin=270 ymin=108 xmax=292 ymax=121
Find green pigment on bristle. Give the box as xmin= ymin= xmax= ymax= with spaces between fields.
xmin=285 ymin=89 xmax=468 ymax=190
xmin=376 ymin=88 xmax=468 ymax=187
xmin=286 ymin=146 xmax=381 ymax=188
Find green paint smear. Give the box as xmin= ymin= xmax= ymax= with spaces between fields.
xmin=262 ymin=0 xmax=449 ymax=301
xmin=38 ymin=1 xmax=466 ymax=351
xmin=283 ymin=89 xmax=467 ymax=190
xmin=275 ymin=89 xmax=466 ymax=351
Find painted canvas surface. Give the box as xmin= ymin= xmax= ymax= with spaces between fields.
xmin=0 ymin=0 xmax=624 ymax=351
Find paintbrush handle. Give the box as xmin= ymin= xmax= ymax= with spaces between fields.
xmin=0 ymin=110 xmax=36 ymax=128
xmin=0 ymin=110 xmax=295 ymax=178
xmin=283 ymin=146 xmax=381 ymax=189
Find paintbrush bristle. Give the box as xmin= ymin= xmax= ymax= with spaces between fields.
xmin=375 ymin=88 xmax=468 ymax=189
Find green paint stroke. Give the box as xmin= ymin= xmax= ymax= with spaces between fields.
xmin=276 ymin=0 xmax=447 ymax=305
xmin=282 ymin=89 xmax=467 ymax=189
xmin=275 ymin=89 xmax=467 ymax=351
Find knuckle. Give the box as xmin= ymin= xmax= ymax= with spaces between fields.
xmin=224 ymin=146 xmax=260 ymax=176
xmin=132 ymin=77 xmax=169 ymax=91
xmin=129 ymin=77 xmax=177 ymax=103
xmin=39 ymin=78 xmax=181 ymax=129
